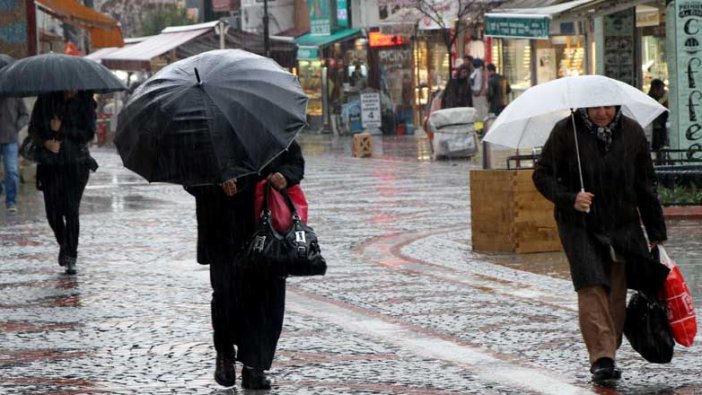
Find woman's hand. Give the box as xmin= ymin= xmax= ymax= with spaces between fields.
xmin=574 ymin=191 xmax=594 ymax=213
xmin=44 ymin=139 xmax=61 ymax=154
xmin=50 ymin=116 xmax=61 ymax=133
xmin=269 ymin=172 xmax=288 ymax=191
xmin=221 ymin=178 xmax=238 ymax=196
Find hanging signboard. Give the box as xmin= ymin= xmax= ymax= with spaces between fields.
xmin=485 ymin=15 xmax=550 ymax=40
xmin=603 ymin=9 xmax=636 ymax=87
xmin=308 ymin=0 xmax=337 ymax=35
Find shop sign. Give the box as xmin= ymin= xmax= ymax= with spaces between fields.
xmin=297 ymin=46 xmax=319 ymax=60
xmin=636 ymin=8 xmax=660 ymax=27
xmin=308 ymin=0 xmax=337 ymax=35
xmin=369 ymin=31 xmax=405 ymax=47
xmin=674 ymin=0 xmax=702 ymax=153
xmin=485 ymin=15 xmax=550 ymax=39
xmin=361 ymin=92 xmax=382 ymax=129
xmin=337 ymin=0 xmax=348 ymax=28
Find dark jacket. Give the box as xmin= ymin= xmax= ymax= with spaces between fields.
xmin=487 ymin=73 xmax=511 ymax=115
xmin=441 ymin=77 xmax=473 ymax=109
xmin=186 ymin=140 xmax=305 ymax=265
xmin=533 ymin=114 xmax=668 ymax=292
xmin=28 ymin=91 xmax=97 ymax=166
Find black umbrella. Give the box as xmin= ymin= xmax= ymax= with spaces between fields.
xmin=0 ymin=54 xmax=15 ymax=69
xmin=0 ymin=53 xmax=126 ymax=97
xmin=114 ymin=49 xmax=308 ymax=186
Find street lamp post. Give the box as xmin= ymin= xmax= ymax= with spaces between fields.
xmin=263 ymin=0 xmax=270 ymax=57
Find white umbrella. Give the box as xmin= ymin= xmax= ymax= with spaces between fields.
xmin=482 ymin=75 xmax=667 ymax=149
xmin=482 ymin=74 xmax=667 ymax=204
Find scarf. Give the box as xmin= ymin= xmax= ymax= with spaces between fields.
xmin=577 ymin=107 xmax=622 ymax=152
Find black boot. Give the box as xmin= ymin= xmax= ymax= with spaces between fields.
xmin=591 ymin=357 xmax=621 ymax=383
xmin=214 ymin=353 xmax=236 ymax=387
xmin=242 ymin=366 xmax=272 ymax=390
xmin=64 ymin=256 xmax=77 ymax=275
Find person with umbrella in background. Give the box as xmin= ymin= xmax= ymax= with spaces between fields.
xmin=0 ymin=54 xmax=29 ymax=213
xmin=115 ymin=49 xmax=309 ymax=389
xmin=532 ymin=104 xmax=668 ymax=384
xmin=0 ymin=52 xmax=126 ymax=274
xmin=27 ymin=90 xmax=99 ymax=275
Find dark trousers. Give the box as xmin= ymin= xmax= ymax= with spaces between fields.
xmin=209 ymin=261 xmax=286 ymax=370
xmin=39 ymin=163 xmax=89 ymax=258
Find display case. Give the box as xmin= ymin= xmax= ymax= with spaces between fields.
xmin=298 ymin=60 xmax=323 ymax=116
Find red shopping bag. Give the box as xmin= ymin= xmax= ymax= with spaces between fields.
xmin=254 ymin=179 xmax=308 ymax=232
xmin=658 ymin=245 xmax=697 ymax=347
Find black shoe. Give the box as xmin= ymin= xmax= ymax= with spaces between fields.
xmin=214 ymin=354 xmax=236 ymax=387
xmin=242 ymin=366 xmax=272 ymax=390
xmin=64 ymin=257 xmax=77 ymax=275
xmin=591 ymin=357 xmax=621 ymax=383
xmin=58 ymin=246 xmax=67 ymax=267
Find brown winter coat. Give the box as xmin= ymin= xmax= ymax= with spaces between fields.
xmin=533 ymin=114 xmax=668 ymax=292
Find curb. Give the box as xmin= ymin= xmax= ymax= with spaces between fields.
xmin=663 ymin=205 xmax=702 ymax=220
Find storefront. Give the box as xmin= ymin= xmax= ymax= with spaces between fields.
xmin=485 ymin=0 xmax=592 ymax=95
xmin=412 ymin=31 xmax=452 ymax=129
xmin=367 ymin=31 xmax=413 ymax=134
xmin=294 ymin=29 xmax=363 ymax=131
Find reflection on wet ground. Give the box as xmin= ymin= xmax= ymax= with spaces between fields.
xmin=1 ymin=135 xmax=701 ymax=394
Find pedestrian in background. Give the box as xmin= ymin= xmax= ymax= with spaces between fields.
xmin=469 ymin=57 xmax=489 ymax=120
xmin=648 ymin=79 xmax=669 ymax=161
xmin=533 ymin=105 xmax=667 ymax=383
xmin=185 ymin=141 xmax=304 ymax=390
xmin=27 ymin=90 xmax=98 ymax=275
xmin=486 ymin=63 xmax=511 ymax=115
xmin=0 ymin=96 xmax=29 ymax=213
xmin=442 ymin=63 xmax=473 ymax=109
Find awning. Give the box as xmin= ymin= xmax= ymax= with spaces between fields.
xmin=176 ymin=28 xmax=298 ymax=69
xmin=101 ymin=21 xmax=218 ymax=71
xmin=485 ymin=0 xmax=593 ymax=39
xmin=35 ymin=0 xmax=124 ymax=47
xmin=294 ymin=28 xmax=361 ymax=48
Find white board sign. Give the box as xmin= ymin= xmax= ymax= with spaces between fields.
xmin=361 ymin=92 xmax=382 ymax=129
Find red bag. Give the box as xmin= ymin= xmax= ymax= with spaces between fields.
xmin=658 ymin=245 xmax=697 ymax=347
xmin=254 ymin=179 xmax=308 ymax=232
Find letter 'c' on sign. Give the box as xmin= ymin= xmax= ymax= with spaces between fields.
xmin=685 ymin=18 xmax=700 ymax=35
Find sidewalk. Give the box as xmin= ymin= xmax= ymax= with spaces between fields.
xmin=1 ymin=136 xmax=700 ymax=394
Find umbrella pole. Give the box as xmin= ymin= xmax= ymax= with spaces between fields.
xmin=570 ymin=110 xmax=589 ymax=213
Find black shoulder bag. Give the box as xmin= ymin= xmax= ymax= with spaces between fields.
xmin=242 ymin=182 xmax=326 ymax=277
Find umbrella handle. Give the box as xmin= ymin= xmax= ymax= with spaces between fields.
xmin=581 ymin=188 xmax=590 ymax=214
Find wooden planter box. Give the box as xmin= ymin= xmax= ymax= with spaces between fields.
xmin=470 ymin=169 xmax=562 ymax=253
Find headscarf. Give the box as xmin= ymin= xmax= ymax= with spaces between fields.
xmin=577 ymin=107 xmax=622 ymax=152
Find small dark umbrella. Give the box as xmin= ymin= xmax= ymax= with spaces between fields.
xmin=0 ymin=53 xmax=126 ymax=97
xmin=114 ymin=49 xmax=308 ymax=186
xmin=0 ymin=54 xmax=15 ymax=69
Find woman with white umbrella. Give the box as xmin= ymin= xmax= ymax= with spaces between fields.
xmin=533 ymin=104 xmax=668 ymax=384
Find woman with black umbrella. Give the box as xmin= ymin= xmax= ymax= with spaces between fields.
xmin=185 ymin=141 xmax=304 ymax=389
xmin=27 ymin=90 xmax=98 ymax=275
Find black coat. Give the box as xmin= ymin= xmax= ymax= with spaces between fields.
xmin=533 ymin=114 xmax=668 ymax=292
xmin=28 ymin=91 xmax=97 ymax=166
xmin=185 ymin=140 xmax=305 ymax=265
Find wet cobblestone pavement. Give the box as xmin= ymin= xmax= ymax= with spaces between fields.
xmin=1 ymin=135 xmax=701 ymax=394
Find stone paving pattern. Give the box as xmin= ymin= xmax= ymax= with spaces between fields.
xmin=1 ymin=136 xmax=701 ymax=394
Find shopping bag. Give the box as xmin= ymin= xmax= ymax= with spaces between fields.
xmin=624 ymin=291 xmax=674 ymax=363
xmin=254 ymin=179 xmax=308 ymax=232
xmin=657 ymin=245 xmax=697 ymax=347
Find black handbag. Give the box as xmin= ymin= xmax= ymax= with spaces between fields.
xmin=624 ymin=291 xmax=674 ymax=363
xmin=242 ymin=182 xmax=326 ymax=277
xmin=19 ymin=135 xmax=42 ymax=162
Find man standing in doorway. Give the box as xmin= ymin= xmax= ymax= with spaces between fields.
xmin=486 ymin=63 xmax=511 ymax=116
xmin=0 ymin=96 xmax=29 ymax=213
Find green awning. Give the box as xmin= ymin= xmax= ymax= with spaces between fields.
xmin=294 ymin=28 xmax=361 ymax=47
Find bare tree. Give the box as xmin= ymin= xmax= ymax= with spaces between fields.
xmin=379 ymin=0 xmax=501 ymax=80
